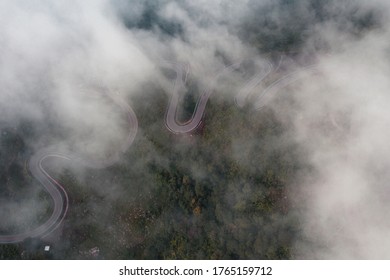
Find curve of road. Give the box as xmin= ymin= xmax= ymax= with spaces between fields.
xmin=0 ymin=89 xmax=138 ymax=243
xmin=0 ymin=56 xmax=321 ymax=244
xmin=164 ymin=61 xmax=242 ymax=134
xmin=164 ymin=56 xmax=319 ymax=134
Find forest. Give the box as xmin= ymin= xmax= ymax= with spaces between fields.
xmin=0 ymin=70 xmax=311 ymax=259
xmin=0 ymin=0 xmax=383 ymax=260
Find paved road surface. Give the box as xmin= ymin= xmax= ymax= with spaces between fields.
xmin=0 ymin=90 xmax=137 ymax=243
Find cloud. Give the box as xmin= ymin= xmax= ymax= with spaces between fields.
xmin=282 ymin=8 xmax=390 ymax=258
xmin=1 ymin=0 xmax=390 ymax=259
xmin=0 ymin=0 xmax=156 ymax=153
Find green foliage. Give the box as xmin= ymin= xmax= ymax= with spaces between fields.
xmin=0 ymin=82 xmax=307 ymax=260
xmin=0 ymin=244 xmax=21 ymax=259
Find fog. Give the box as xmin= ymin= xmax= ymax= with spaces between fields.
xmin=1 ymin=0 xmax=390 ymax=259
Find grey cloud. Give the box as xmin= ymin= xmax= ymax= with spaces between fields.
xmin=1 ymin=0 xmax=390 ymax=259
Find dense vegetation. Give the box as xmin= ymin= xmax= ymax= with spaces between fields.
xmin=0 ymin=0 xmax=386 ymax=261
xmin=240 ymin=0 xmax=383 ymax=53
xmin=0 ymin=74 xmax=309 ymax=259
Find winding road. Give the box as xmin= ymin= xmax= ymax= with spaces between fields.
xmin=0 ymin=56 xmax=319 ymax=243
xmin=0 ymin=89 xmax=138 ymax=243
xmin=164 ymin=61 xmax=242 ymax=133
